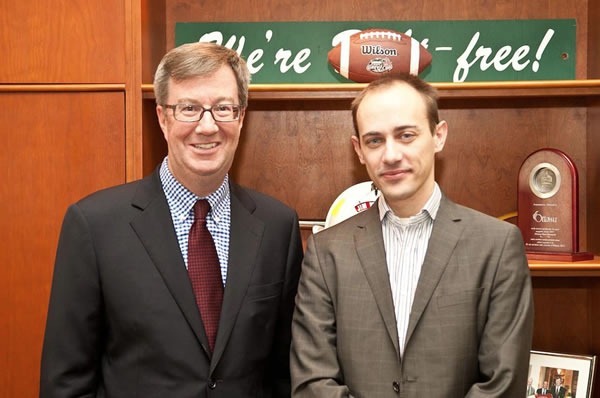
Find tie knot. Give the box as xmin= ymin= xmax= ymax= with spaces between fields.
xmin=193 ymin=199 xmax=210 ymax=221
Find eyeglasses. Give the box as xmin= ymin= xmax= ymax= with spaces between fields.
xmin=162 ymin=103 xmax=242 ymax=122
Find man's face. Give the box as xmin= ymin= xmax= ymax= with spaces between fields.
xmin=352 ymin=82 xmax=447 ymax=217
xmin=156 ymin=65 xmax=244 ymax=196
xmin=543 ymin=381 xmax=549 ymax=388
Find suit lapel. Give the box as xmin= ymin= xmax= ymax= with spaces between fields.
xmin=404 ymin=197 xmax=463 ymax=347
xmin=210 ymin=184 xmax=264 ymax=370
xmin=354 ymin=205 xmax=400 ymax=357
xmin=129 ymin=171 xmax=211 ymax=353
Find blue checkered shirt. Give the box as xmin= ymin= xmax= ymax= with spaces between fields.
xmin=159 ymin=157 xmax=231 ymax=286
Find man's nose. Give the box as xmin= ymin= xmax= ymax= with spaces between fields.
xmin=195 ymin=110 xmax=218 ymax=133
xmin=382 ymin=141 xmax=402 ymax=163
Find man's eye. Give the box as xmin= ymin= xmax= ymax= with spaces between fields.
xmin=214 ymin=105 xmax=232 ymax=112
xmin=365 ymin=138 xmax=382 ymax=145
xmin=180 ymin=105 xmax=198 ymax=113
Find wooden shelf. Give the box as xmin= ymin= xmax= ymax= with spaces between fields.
xmin=0 ymin=84 xmax=125 ymax=92
xmin=6 ymin=81 xmax=598 ymax=99
xmin=140 ymin=80 xmax=600 ymax=101
xmin=529 ymin=256 xmax=600 ymax=277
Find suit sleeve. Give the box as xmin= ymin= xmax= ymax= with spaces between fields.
xmin=466 ymin=225 xmax=534 ymax=397
xmin=290 ymin=234 xmax=354 ymax=398
xmin=267 ymin=211 xmax=304 ymax=397
xmin=40 ymin=204 xmax=103 ymax=397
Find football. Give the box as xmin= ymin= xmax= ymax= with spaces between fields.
xmin=327 ymin=28 xmax=432 ymax=83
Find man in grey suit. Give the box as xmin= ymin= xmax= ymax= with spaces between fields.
xmin=290 ymin=73 xmax=533 ymax=397
xmin=40 ymin=42 xmax=303 ymax=397
xmin=527 ymin=377 xmax=536 ymax=396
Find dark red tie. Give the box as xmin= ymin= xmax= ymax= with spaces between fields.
xmin=187 ymin=199 xmax=223 ymax=352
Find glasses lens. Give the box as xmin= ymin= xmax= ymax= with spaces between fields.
xmin=171 ymin=104 xmax=240 ymax=122
xmin=212 ymin=104 xmax=239 ymax=121
xmin=174 ymin=104 xmax=201 ymax=122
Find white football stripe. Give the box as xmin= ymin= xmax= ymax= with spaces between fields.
xmin=410 ymin=38 xmax=420 ymax=75
xmin=340 ymin=37 xmax=350 ymax=78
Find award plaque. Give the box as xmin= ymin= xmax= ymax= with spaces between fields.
xmin=517 ymin=148 xmax=593 ymax=261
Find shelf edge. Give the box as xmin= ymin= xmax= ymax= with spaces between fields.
xmin=139 ymin=80 xmax=600 ymax=101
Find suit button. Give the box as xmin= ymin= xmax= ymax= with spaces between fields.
xmin=208 ymin=379 xmax=217 ymax=389
xmin=392 ymin=381 xmax=400 ymax=393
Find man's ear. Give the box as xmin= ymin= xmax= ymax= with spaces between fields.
xmin=351 ymin=135 xmax=365 ymax=164
xmin=237 ymin=107 xmax=246 ymax=130
xmin=433 ymin=120 xmax=448 ymax=153
xmin=156 ymin=105 xmax=168 ymax=138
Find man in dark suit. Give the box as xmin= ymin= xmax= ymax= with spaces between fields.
xmin=537 ymin=380 xmax=551 ymax=395
xmin=40 ymin=42 xmax=303 ymax=397
xmin=551 ymin=377 xmax=567 ymax=398
xmin=290 ymin=73 xmax=534 ymax=396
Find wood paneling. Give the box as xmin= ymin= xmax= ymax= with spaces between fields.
xmin=232 ymin=99 xmax=368 ymax=216
xmin=0 ymin=92 xmax=126 ymax=397
xmin=587 ymin=99 xmax=600 ymax=254
xmin=142 ymin=0 xmax=167 ymax=84
xmin=532 ymin=277 xmax=594 ymax=353
xmin=589 ymin=0 xmax=600 ymax=77
xmin=0 ymin=0 xmax=126 ymax=83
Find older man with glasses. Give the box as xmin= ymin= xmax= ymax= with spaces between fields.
xmin=40 ymin=42 xmax=303 ymax=398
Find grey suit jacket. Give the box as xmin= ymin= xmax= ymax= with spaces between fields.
xmin=40 ymin=168 xmax=303 ymax=397
xmin=291 ymin=196 xmax=533 ymax=397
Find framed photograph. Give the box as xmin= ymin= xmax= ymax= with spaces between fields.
xmin=527 ymin=350 xmax=596 ymax=398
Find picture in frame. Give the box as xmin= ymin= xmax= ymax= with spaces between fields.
xmin=527 ymin=350 xmax=596 ymax=398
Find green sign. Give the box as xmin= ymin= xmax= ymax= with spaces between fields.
xmin=175 ymin=20 xmax=576 ymax=83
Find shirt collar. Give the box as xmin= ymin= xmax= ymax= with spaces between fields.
xmin=378 ymin=182 xmax=442 ymax=224
xmin=159 ymin=157 xmax=230 ymax=224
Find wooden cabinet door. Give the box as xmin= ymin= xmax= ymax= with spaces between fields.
xmin=0 ymin=92 xmax=125 ymax=397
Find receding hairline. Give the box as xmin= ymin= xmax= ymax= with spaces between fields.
xmin=352 ymin=79 xmax=438 ymax=136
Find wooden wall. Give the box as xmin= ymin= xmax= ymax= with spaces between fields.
xmin=0 ymin=2 xmax=126 ymax=83
xmin=0 ymin=1 xmax=129 ymax=396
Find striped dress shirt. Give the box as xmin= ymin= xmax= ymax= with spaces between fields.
xmin=379 ymin=183 xmax=441 ymax=354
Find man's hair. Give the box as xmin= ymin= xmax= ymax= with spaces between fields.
xmin=351 ymin=72 xmax=440 ymax=136
xmin=153 ymin=42 xmax=251 ymax=107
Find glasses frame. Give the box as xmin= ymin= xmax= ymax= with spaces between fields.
xmin=161 ymin=103 xmax=242 ymax=123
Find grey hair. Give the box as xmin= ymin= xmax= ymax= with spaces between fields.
xmin=153 ymin=42 xmax=251 ymax=107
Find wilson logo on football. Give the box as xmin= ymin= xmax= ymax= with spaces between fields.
xmin=360 ymin=45 xmax=398 ymax=56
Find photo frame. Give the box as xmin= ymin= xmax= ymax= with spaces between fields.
xmin=527 ymin=350 xmax=596 ymax=398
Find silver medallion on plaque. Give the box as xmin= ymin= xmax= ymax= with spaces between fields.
xmin=529 ymin=162 xmax=561 ymax=199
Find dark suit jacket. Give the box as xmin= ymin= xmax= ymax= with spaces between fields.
xmin=291 ymin=196 xmax=534 ymax=397
xmin=551 ymin=386 xmax=567 ymax=398
xmin=40 ymin=169 xmax=303 ymax=397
